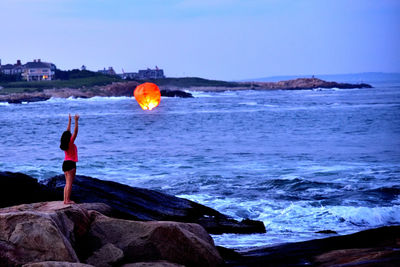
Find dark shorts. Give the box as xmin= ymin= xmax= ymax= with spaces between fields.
xmin=62 ymin=160 xmax=76 ymax=172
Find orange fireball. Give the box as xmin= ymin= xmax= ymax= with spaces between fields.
xmin=134 ymin=82 xmax=161 ymax=110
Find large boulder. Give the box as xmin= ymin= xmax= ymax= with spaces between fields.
xmin=0 ymin=201 xmax=224 ymax=266
xmin=0 ymin=202 xmax=86 ymax=265
xmin=45 ymin=174 xmax=265 ymax=234
xmin=84 ymin=212 xmax=224 ymax=267
xmin=85 ymin=243 xmax=124 ymax=267
xmin=160 ymin=89 xmax=193 ymax=98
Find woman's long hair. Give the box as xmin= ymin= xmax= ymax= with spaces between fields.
xmin=60 ymin=131 xmax=72 ymax=151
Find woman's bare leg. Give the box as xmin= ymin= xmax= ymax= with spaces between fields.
xmin=64 ymin=168 xmax=76 ymax=204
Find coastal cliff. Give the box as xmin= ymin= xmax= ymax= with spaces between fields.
xmin=0 ymin=78 xmax=372 ymax=104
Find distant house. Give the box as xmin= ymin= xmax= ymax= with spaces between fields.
xmin=138 ymin=67 xmax=165 ymax=79
xmin=0 ymin=60 xmax=24 ymax=76
xmin=119 ymin=66 xmax=165 ymax=80
xmin=22 ymin=59 xmax=56 ymax=81
xmin=98 ymin=67 xmax=116 ymax=76
xmin=1 ymin=64 xmax=15 ymax=75
xmin=0 ymin=59 xmax=56 ymax=81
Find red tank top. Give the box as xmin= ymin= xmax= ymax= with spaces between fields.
xmin=64 ymin=137 xmax=78 ymax=162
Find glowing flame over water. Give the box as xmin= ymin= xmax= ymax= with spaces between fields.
xmin=142 ymin=99 xmax=159 ymax=110
xmin=134 ymin=82 xmax=161 ymax=110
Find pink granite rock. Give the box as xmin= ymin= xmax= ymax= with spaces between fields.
xmin=0 ymin=202 xmax=84 ymax=265
xmin=0 ymin=201 xmax=224 ymax=266
xmin=86 ymin=212 xmax=224 ymax=266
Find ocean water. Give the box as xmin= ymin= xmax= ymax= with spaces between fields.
xmin=1 ymin=82 xmax=400 ymax=249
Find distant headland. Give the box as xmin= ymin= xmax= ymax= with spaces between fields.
xmin=0 ymin=59 xmax=373 ymax=103
xmin=0 ymin=77 xmax=373 ymax=104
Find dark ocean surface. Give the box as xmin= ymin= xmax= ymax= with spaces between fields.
xmin=1 ymin=80 xmax=399 ymax=248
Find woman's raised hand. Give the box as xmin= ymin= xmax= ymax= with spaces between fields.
xmin=74 ymin=114 xmax=80 ymax=120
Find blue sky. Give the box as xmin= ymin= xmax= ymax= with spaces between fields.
xmin=0 ymin=0 xmax=399 ymax=80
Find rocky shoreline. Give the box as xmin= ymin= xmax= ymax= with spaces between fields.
xmin=0 ymin=78 xmax=372 ymax=104
xmin=1 ymin=171 xmax=399 ymax=266
xmin=44 ymin=174 xmax=265 ymax=235
xmin=0 ymin=81 xmax=193 ymax=104
xmin=220 ymin=226 xmax=400 ymax=266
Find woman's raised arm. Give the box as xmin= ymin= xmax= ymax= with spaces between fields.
xmin=71 ymin=114 xmax=79 ymax=142
xmin=66 ymin=114 xmax=71 ymax=131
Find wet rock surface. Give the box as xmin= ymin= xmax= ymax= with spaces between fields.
xmin=160 ymin=89 xmax=193 ymax=98
xmin=0 ymin=172 xmax=266 ymax=235
xmin=45 ymin=174 xmax=266 ymax=234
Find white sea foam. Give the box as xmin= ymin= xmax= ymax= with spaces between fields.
xmin=311 ymin=87 xmax=359 ymax=92
xmin=256 ymin=202 xmax=400 ymax=229
xmin=186 ymin=91 xmax=214 ymax=98
xmin=46 ymin=96 xmax=87 ymax=103
xmin=45 ymin=97 xmax=79 ymax=103
xmin=219 ymin=91 xmax=238 ymax=96
xmin=186 ymin=90 xmax=257 ymax=98
xmin=177 ymin=193 xmax=400 ymax=248
xmin=0 ymin=102 xmax=10 ymax=106
xmin=212 ymin=233 xmax=273 ymax=249
xmin=45 ymin=97 xmax=64 ymax=103
xmin=241 ymin=203 xmax=398 ymax=248
xmin=329 ymin=205 xmax=400 ymax=226
xmin=46 ymin=96 xmax=132 ymax=103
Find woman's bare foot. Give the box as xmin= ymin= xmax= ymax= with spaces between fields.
xmin=64 ymin=200 xmax=76 ymax=205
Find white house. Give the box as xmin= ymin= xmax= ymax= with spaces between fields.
xmin=22 ymin=59 xmax=56 ymax=81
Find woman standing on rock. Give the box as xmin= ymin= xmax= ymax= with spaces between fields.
xmin=60 ymin=114 xmax=79 ymax=204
